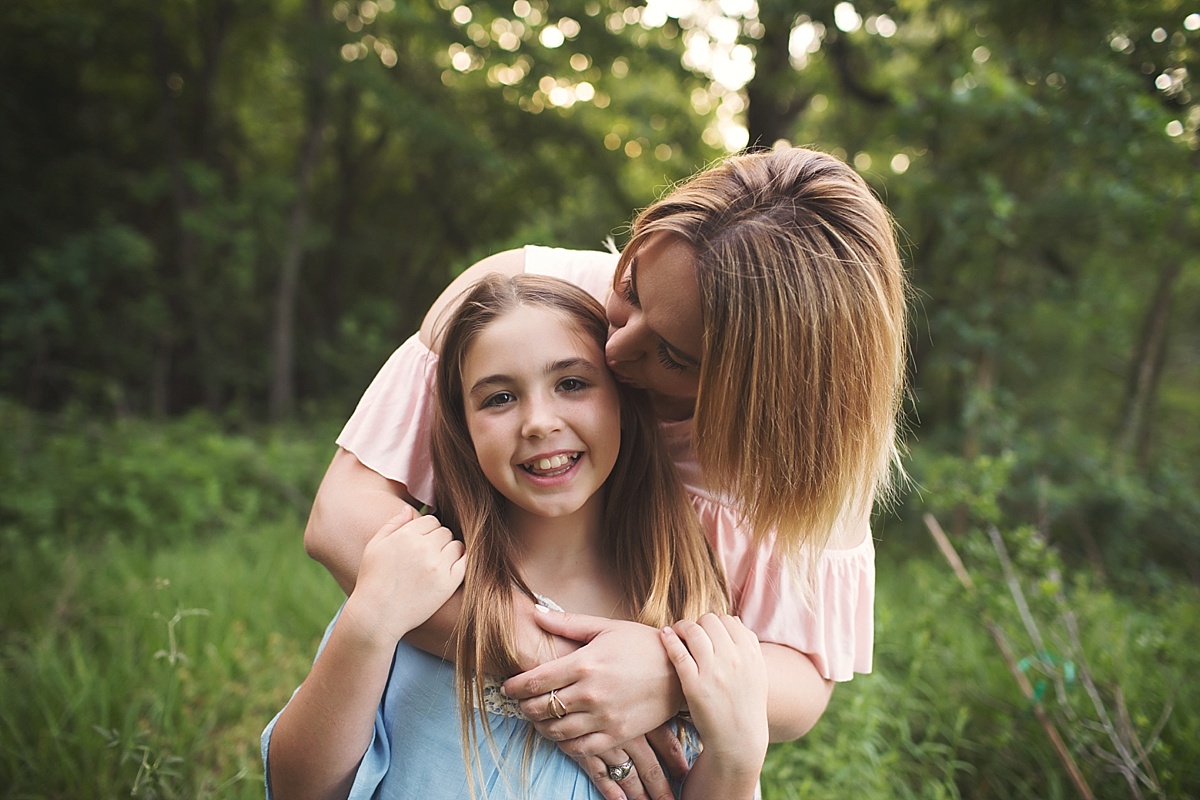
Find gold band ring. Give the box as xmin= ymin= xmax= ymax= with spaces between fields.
xmin=547 ymin=688 xmax=568 ymax=720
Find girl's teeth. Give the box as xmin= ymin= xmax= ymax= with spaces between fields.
xmin=527 ymin=453 xmax=576 ymax=473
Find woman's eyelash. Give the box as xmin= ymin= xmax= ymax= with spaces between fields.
xmin=621 ymin=279 xmax=639 ymax=305
xmin=656 ymin=342 xmax=687 ymax=372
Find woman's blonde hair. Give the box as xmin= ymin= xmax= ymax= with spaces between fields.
xmin=617 ymin=146 xmax=909 ymax=567
xmin=430 ymin=274 xmax=728 ymax=791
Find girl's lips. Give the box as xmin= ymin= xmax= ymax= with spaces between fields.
xmin=519 ymin=453 xmax=582 ymax=485
xmin=520 ymin=452 xmax=581 ymax=476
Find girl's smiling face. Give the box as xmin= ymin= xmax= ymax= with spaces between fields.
xmin=461 ymin=305 xmax=622 ymax=524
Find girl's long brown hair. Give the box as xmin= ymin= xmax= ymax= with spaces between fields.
xmin=616 ymin=146 xmax=910 ymax=577
xmin=430 ymin=274 xmax=728 ymax=789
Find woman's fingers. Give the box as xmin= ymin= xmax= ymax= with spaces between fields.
xmin=579 ymin=746 xmax=667 ymax=800
xmin=644 ymin=722 xmax=689 ymax=781
xmin=623 ymin=735 xmax=676 ymax=800
xmin=578 ymin=754 xmax=633 ymax=800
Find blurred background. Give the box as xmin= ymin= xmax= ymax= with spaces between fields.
xmin=1 ymin=0 xmax=1197 ymax=797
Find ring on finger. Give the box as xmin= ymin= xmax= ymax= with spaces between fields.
xmin=547 ymin=689 xmax=568 ymax=720
xmin=606 ymin=757 xmax=634 ymax=782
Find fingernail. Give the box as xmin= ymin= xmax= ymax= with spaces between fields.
xmin=534 ymin=604 xmax=549 ymax=613
xmin=662 ymin=626 xmax=674 ymax=635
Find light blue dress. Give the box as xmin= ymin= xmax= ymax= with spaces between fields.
xmin=262 ymin=608 xmax=700 ymax=799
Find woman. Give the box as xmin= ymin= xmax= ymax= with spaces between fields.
xmin=303 ymin=146 xmax=908 ymax=799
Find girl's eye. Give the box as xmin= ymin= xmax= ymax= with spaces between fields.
xmin=558 ymin=377 xmax=589 ymax=393
xmin=620 ymin=277 xmax=639 ymax=306
xmin=656 ymin=342 xmax=687 ymax=373
xmin=481 ymin=391 xmax=516 ymax=408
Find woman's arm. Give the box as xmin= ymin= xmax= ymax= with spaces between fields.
xmin=503 ymin=609 xmax=831 ymax=753
xmin=303 ymin=448 xmax=419 ymax=594
xmin=269 ymin=514 xmax=466 ymax=800
xmin=761 ymin=643 xmax=834 ymax=740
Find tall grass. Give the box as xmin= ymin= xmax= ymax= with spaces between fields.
xmin=0 ymin=402 xmax=345 ymax=798
xmin=2 ymin=402 xmax=1196 ymax=798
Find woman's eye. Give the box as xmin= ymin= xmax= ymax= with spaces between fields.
xmin=620 ymin=277 xmax=639 ymax=306
xmin=482 ymin=391 xmax=516 ymax=408
xmin=656 ymin=342 xmax=687 ymax=373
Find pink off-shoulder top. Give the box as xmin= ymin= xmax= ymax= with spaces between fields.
xmin=336 ymin=246 xmax=875 ymax=681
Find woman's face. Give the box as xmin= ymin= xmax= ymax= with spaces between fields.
xmin=604 ymin=232 xmax=704 ymax=421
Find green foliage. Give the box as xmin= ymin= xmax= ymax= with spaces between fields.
xmin=0 ymin=399 xmax=336 ymax=631
xmin=901 ymin=427 xmax=1200 ymax=589
xmin=763 ymin=553 xmax=1200 ymax=799
xmin=0 ymin=0 xmax=720 ymax=417
xmin=0 ymin=408 xmax=343 ymax=799
xmin=2 ymin=0 xmax=1199 ymax=794
xmin=0 ymin=400 xmax=329 ymax=547
xmin=3 ymin=413 xmax=1197 ymax=798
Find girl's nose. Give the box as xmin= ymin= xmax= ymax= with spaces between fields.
xmin=520 ymin=396 xmax=562 ymax=439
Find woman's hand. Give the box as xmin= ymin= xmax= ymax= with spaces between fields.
xmin=575 ymin=730 xmax=689 ymax=800
xmin=340 ymin=511 xmax=467 ymax=650
xmin=508 ymin=591 xmax=583 ymax=671
xmin=501 ymin=607 xmax=685 ymax=756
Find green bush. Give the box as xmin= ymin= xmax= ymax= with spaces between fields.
xmin=0 ymin=399 xmax=333 ymax=550
xmin=764 ymin=554 xmax=1199 ymax=799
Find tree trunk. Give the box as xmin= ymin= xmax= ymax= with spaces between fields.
xmin=744 ymin=2 xmax=806 ymax=148
xmin=269 ymin=0 xmax=330 ymax=421
xmin=1114 ymin=256 xmax=1182 ymax=469
xmin=150 ymin=6 xmax=233 ymax=413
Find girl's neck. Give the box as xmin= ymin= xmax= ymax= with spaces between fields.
xmin=507 ymin=495 xmax=628 ymax=618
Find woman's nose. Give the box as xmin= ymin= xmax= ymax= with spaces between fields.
xmin=605 ymin=296 xmax=643 ymax=364
xmin=605 ymin=322 xmax=641 ymax=365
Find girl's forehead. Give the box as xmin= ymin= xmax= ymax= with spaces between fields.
xmin=484 ymin=305 xmax=596 ymax=344
xmin=463 ymin=305 xmax=603 ymax=365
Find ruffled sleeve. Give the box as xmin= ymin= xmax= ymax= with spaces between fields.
xmin=688 ymin=497 xmax=875 ymax=682
xmin=746 ymin=527 xmax=874 ymax=682
xmin=658 ymin=419 xmax=874 ymax=683
xmin=336 ymin=334 xmax=440 ymax=508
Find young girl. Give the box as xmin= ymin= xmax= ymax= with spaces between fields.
xmin=264 ymin=274 xmax=768 ymax=800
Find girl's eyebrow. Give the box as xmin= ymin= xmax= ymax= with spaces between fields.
xmin=467 ymin=357 xmax=604 ymax=398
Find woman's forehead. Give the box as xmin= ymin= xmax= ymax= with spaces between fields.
xmin=630 ymin=233 xmax=704 ymax=363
